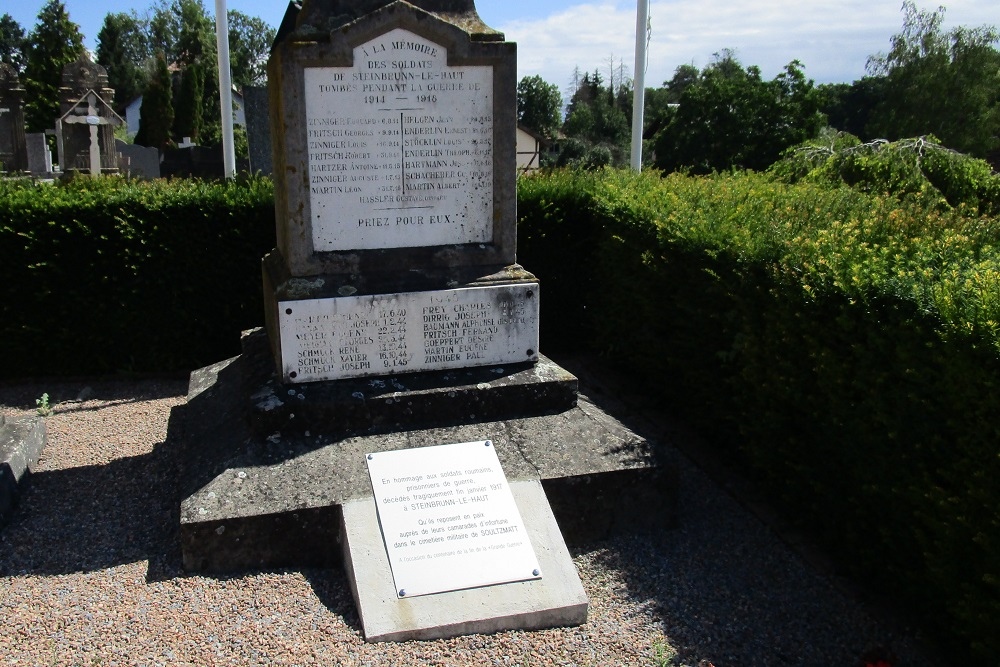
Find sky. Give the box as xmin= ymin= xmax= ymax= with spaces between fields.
xmin=5 ymin=0 xmax=999 ymax=93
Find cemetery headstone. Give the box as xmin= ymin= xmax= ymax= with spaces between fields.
xmin=0 ymin=63 xmax=28 ymax=173
xmin=263 ymin=0 xmax=525 ymax=383
xmin=243 ymin=86 xmax=272 ymax=175
xmin=115 ymin=139 xmax=160 ymax=179
xmin=25 ymin=133 xmax=53 ymax=176
xmin=56 ymin=56 xmax=122 ymax=176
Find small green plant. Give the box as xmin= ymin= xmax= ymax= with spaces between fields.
xmin=652 ymin=638 xmax=676 ymax=666
xmin=35 ymin=392 xmax=51 ymax=416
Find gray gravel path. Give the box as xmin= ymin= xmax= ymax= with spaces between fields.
xmin=0 ymin=378 xmax=935 ymax=666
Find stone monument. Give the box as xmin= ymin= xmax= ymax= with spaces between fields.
xmin=171 ymin=0 xmax=674 ymax=644
xmin=55 ymin=56 xmax=122 ymax=176
xmin=0 ymin=63 xmax=28 ymax=173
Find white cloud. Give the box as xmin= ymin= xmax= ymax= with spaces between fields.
xmin=498 ymin=0 xmax=998 ymax=92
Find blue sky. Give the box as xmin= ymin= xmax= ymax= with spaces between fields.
xmin=6 ymin=0 xmax=999 ymax=92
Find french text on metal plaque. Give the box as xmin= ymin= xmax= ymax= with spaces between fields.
xmin=278 ymin=284 xmax=539 ymax=383
xmin=304 ymin=28 xmax=494 ymax=251
xmin=366 ymin=440 xmax=541 ymax=598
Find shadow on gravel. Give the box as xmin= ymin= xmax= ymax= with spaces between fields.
xmin=0 ymin=443 xmax=183 ymax=580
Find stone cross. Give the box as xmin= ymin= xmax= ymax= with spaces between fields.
xmin=59 ymin=90 xmax=123 ymax=176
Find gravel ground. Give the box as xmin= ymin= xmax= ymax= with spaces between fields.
xmin=0 ymin=378 xmax=936 ymax=667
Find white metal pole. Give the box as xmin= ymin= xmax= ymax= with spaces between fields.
xmin=630 ymin=0 xmax=649 ymax=171
xmin=215 ymin=0 xmax=236 ymax=178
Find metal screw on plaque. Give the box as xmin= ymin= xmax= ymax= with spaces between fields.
xmin=533 ymin=569 xmax=540 ymax=576
xmin=399 ymin=589 xmax=406 ymax=597
xmin=367 ymin=454 xmax=373 ymax=460
xmin=526 ymin=349 xmax=534 ymax=356
xmin=290 ymin=372 xmax=297 ymax=379
xmin=285 ymin=308 xmax=292 ymax=315
xmin=526 ymin=290 xmax=534 ymax=298
xmin=485 ymin=441 xmax=491 ymax=447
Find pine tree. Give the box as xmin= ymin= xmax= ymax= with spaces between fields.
xmin=22 ymin=0 xmax=84 ymax=133
xmin=135 ymin=52 xmax=174 ymax=150
xmin=174 ymin=60 xmax=203 ymax=142
xmin=96 ymin=12 xmax=149 ymax=112
xmin=0 ymin=14 xmax=27 ymax=74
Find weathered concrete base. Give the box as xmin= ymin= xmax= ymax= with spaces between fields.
xmin=172 ymin=330 xmax=676 ymax=574
xmin=343 ymin=479 xmax=588 ymax=641
xmin=0 ymin=414 xmax=47 ymax=529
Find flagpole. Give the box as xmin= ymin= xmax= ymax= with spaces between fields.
xmin=630 ymin=0 xmax=649 ymax=171
xmin=215 ymin=0 xmax=236 ymax=178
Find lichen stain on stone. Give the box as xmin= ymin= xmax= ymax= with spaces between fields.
xmin=285 ymin=277 xmax=326 ymax=298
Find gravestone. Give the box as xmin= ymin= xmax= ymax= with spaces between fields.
xmin=55 ymin=56 xmax=122 ymax=176
xmin=115 ymin=139 xmax=160 ymax=179
xmin=25 ymin=133 xmax=53 ymax=176
xmin=171 ymin=0 xmax=675 ymax=645
xmin=242 ymin=86 xmax=272 ymax=175
xmin=0 ymin=63 xmax=28 ymax=173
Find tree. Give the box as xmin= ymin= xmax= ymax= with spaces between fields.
xmin=228 ymin=10 xmax=275 ymax=89
xmin=866 ymin=1 xmax=1000 ymax=156
xmin=174 ymin=59 xmax=203 ymax=141
xmin=134 ymin=51 xmax=174 ymax=149
xmin=516 ymin=75 xmax=562 ymax=139
xmin=0 ymin=14 xmax=27 ymax=74
xmin=650 ymin=54 xmax=824 ymax=173
xmin=23 ymin=0 xmax=85 ymax=133
xmin=817 ymin=77 xmax=886 ymax=141
xmin=146 ymin=0 xmax=180 ymax=65
xmin=96 ymin=12 xmax=150 ymax=111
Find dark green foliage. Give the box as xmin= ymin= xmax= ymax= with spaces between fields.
xmin=135 ymin=52 xmax=174 ymax=149
xmin=516 ymin=74 xmax=562 ymax=140
xmin=866 ymin=1 xmax=1000 ymax=157
xmin=558 ymin=70 xmax=630 ymax=166
xmin=650 ymin=54 xmax=824 ymax=173
xmin=518 ymin=168 xmax=1000 ymax=662
xmin=174 ymin=61 xmax=204 ymax=142
xmin=227 ymin=10 xmax=275 ymax=90
xmin=96 ymin=12 xmax=150 ymax=111
xmin=0 ymin=176 xmax=275 ymax=376
xmin=22 ymin=0 xmax=84 ymax=133
xmin=816 ymin=77 xmax=886 ymax=141
xmin=0 ymin=13 xmax=27 ymax=74
xmin=770 ymin=132 xmax=1000 ymax=215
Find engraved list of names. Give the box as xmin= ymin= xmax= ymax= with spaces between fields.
xmin=304 ymin=28 xmax=494 ymax=251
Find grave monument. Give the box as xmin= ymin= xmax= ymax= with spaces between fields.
xmin=172 ymin=0 xmax=674 ymax=643
xmin=0 ymin=63 xmax=28 ymax=173
xmin=55 ymin=56 xmax=122 ymax=176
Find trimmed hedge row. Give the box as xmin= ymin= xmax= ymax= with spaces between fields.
xmin=0 ymin=176 xmax=275 ymax=377
xmin=518 ymin=169 xmax=1000 ymax=663
xmin=2 ymin=169 xmax=998 ymax=659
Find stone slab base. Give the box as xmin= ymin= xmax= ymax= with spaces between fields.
xmin=0 ymin=414 xmax=47 ymax=529
xmin=172 ymin=343 xmax=676 ymax=573
xmin=342 ymin=479 xmax=588 ymax=641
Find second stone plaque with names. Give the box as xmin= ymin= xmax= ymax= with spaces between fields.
xmin=366 ymin=440 xmax=541 ymax=598
xmin=304 ymin=27 xmax=494 ymax=251
xmin=277 ymin=283 xmax=539 ymax=383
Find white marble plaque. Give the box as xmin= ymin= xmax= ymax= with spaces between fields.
xmin=278 ymin=283 xmax=539 ymax=383
xmin=304 ymin=28 xmax=494 ymax=251
xmin=366 ymin=440 xmax=541 ymax=598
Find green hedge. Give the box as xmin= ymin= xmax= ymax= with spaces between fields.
xmin=2 ymin=169 xmax=998 ymax=658
xmin=0 ymin=176 xmax=275 ymax=377
xmin=518 ymin=168 xmax=1000 ymax=662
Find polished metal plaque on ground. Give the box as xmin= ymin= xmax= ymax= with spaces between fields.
xmin=304 ymin=28 xmax=494 ymax=251
xmin=277 ymin=283 xmax=539 ymax=383
xmin=366 ymin=440 xmax=541 ymax=598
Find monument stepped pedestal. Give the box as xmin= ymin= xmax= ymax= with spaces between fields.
xmin=172 ymin=0 xmax=677 ymax=641
xmin=173 ymin=329 xmax=676 ymax=573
